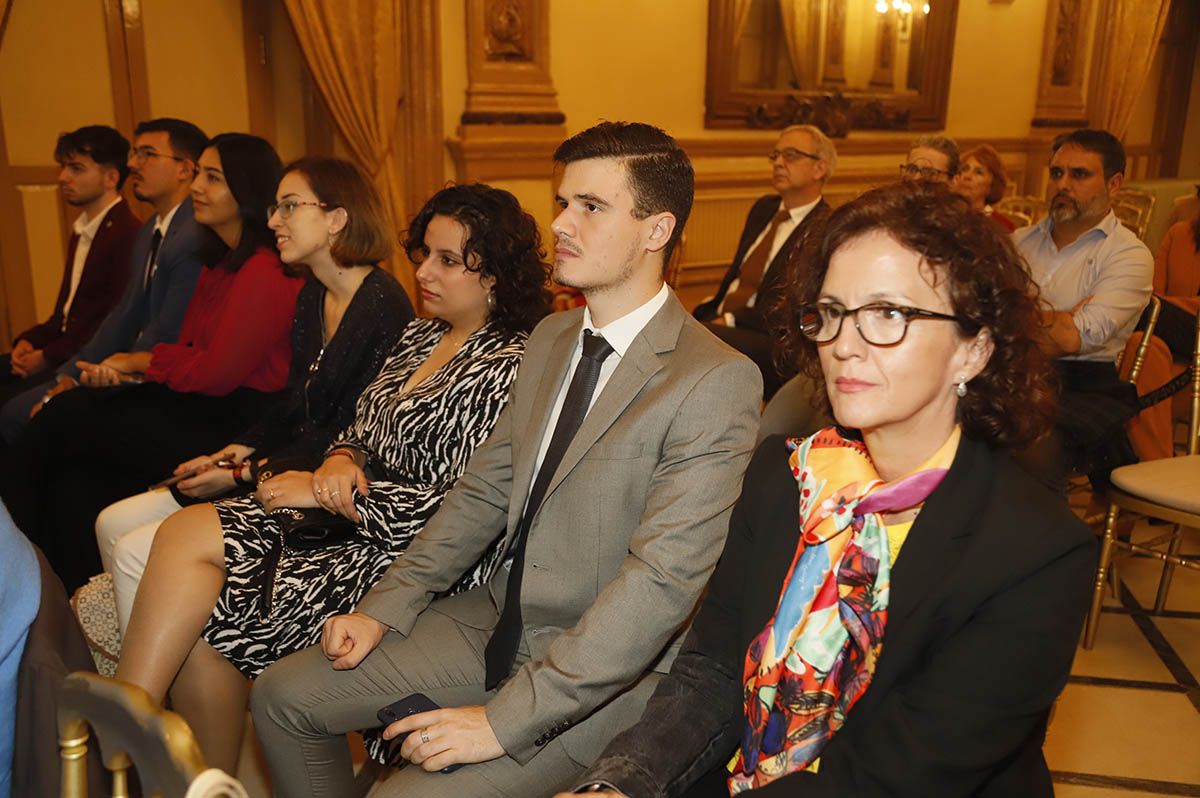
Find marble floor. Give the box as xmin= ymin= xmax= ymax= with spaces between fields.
xmin=1045 ymin=520 xmax=1200 ymax=797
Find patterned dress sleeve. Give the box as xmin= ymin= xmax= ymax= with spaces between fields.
xmin=350 ymin=342 xmax=522 ymax=580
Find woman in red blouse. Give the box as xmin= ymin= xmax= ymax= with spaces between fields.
xmin=1 ymin=134 xmax=303 ymax=592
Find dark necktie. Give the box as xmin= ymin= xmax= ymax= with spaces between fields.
xmin=484 ymin=330 xmax=615 ymax=689
xmin=143 ymin=229 xmax=163 ymax=293
xmin=723 ymin=208 xmax=791 ymax=314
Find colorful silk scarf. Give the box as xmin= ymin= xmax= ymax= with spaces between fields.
xmin=728 ymin=425 xmax=960 ymax=793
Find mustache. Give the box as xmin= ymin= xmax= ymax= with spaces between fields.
xmin=555 ymin=238 xmax=581 ymax=256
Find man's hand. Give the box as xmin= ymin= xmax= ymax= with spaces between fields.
xmin=312 ymin=453 xmax=369 ymax=522
xmin=321 ymin=612 xmax=386 ymax=669
xmin=391 ymin=705 xmax=505 ymax=772
xmin=31 ymin=375 xmax=77 ymax=418
xmin=78 ymin=360 xmax=125 ymax=387
xmin=11 ymin=345 xmax=46 ymax=378
xmin=255 ymin=470 xmax=319 ymax=512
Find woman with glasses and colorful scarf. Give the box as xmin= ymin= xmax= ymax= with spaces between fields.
xmin=563 ymin=182 xmax=1096 ymax=797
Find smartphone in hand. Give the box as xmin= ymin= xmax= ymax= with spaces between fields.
xmin=376 ymin=693 xmax=462 ymax=773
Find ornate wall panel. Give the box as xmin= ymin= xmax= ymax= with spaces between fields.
xmin=1032 ymin=0 xmax=1100 ymax=126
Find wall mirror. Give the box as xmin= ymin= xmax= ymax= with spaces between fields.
xmin=706 ymin=0 xmax=960 ymax=133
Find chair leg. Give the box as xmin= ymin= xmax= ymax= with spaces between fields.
xmin=1084 ymin=502 xmax=1122 ymax=649
xmin=1153 ymin=524 xmax=1185 ymax=613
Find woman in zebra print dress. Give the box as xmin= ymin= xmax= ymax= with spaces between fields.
xmin=115 ymin=184 xmax=552 ymax=772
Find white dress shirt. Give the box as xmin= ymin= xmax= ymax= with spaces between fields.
xmin=61 ymin=196 xmax=123 ymax=329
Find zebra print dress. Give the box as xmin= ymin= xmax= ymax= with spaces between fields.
xmin=200 ymin=318 xmax=524 ymax=678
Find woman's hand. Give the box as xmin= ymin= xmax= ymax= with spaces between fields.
xmin=177 ymin=466 xmax=237 ymax=499
xmin=256 ymin=470 xmax=320 ymax=513
xmin=77 ymin=360 xmax=124 ymax=387
xmin=99 ymin=351 xmax=153 ymax=378
xmin=312 ymin=454 xmax=369 ymax=523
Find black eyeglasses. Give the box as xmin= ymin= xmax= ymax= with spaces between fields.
xmin=131 ymin=147 xmax=186 ymax=164
xmin=267 ymin=199 xmax=329 ymax=220
xmin=899 ymin=163 xmax=952 ymax=181
xmin=799 ymin=302 xmax=963 ymax=346
xmin=768 ymin=148 xmax=822 ymax=164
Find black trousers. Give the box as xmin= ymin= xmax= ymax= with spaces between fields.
xmin=0 ymin=382 xmax=281 ymax=593
xmin=1139 ymin=298 xmax=1197 ymax=362
xmin=0 ymin=354 xmax=57 ymax=417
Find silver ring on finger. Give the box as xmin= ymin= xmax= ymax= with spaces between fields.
xmin=268 ymin=488 xmax=276 ymax=500
xmin=420 ymin=728 xmax=430 ymax=744
xmin=314 ymin=487 xmax=324 ymax=495
xmin=330 ymin=489 xmax=341 ymax=498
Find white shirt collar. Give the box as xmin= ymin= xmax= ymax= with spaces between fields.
xmin=580 ymin=282 xmax=670 ymax=357
xmin=155 ymin=200 xmax=184 ymax=237
xmin=73 ymin=196 xmax=123 ymax=241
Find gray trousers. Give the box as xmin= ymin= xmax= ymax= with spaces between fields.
xmin=251 ymin=599 xmax=601 ymax=798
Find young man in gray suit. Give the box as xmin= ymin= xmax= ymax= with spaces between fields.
xmin=250 ymin=121 xmax=763 ymax=797
xmin=0 ymin=118 xmax=207 ymax=442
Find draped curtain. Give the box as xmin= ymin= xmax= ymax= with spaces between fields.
xmin=282 ymin=0 xmax=414 ymax=296
xmin=1093 ymin=0 xmax=1172 ymax=139
xmin=0 ymin=0 xmax=12 ymax=47
xmin=778 ymin=0 xmax=817 ymax=89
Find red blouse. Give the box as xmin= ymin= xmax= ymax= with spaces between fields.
xmin=145 ymin=247 xmax=303 ymax=396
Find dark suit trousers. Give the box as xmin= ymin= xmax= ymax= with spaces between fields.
xmin=703 ymin=323 xmax=783 ymax=400
xmin=0 ymin=356 xmax=56 ymax=426
xmin=250 ymin=586 xmax=590 ymax=798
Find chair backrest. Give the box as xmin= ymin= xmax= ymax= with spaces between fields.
xmin=57 ymin=672 xmax=247 ymax=798
xmin=1187 ymin=306 xmax=1200 ymax=456
xmin=758 ymin=373 xmax=834 ymax=443
xmin=1113 ymin=188 xmax=1157 ymax=241
xmin=995 ymin=195 xmax=1047 ymax=226
xmin=1001 ymin=208 xmax=1032 ymax=229
xmin=1116 ymin=296 xmax=1160 ymax=385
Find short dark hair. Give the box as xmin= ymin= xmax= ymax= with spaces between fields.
xmin=911 ymin=134 xmax=961 ymax=177
xmin=404 ymin=183 xmax=552 ymax=336
xmin=1051 ymin=128 xmax=1126 ymax=180
xmin=199 ymin=133 xmax=283 ymax=272
xmin=134 ymin=118 xmax=208 ymax=162
xmin=961 ymin=144 xmax=1009 ymax=206
xmin=283 ymin=156 xmax=393 ymax=267
xmin=776 ymin=182 xmax=1055 ymax=449
xmin=54 ymin=125 xmax=130 ymax=189
xmin=553 ymin=121 xmax=694 ymax=267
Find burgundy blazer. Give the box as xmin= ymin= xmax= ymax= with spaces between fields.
xmin=17 ymin=199 xmax=141 ymax=366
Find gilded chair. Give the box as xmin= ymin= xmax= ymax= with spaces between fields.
xmin=1113 ymin=188 xmax=1156 ymax=241
xmin=999 ymin=208 xmax=1032 ymax=229
xmin=1082 ymin=307 xmax=1200 ymax=648
xmin=58 ymin=672 xmax=248 ymax=798
xmin=995 ymin=195 xmax=1046 ymax=225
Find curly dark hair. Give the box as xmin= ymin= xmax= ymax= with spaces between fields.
xmin=775 ymin=181 xmax=1056 ymax=449
xmin=404 ymin=183 xmax=552 ymax=335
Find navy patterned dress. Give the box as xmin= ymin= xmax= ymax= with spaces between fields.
xmin=200 ymin=318 xmax=524 ymax=678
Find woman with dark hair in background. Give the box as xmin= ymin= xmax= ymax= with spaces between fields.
xmin=114 ymin=182 xmax=552 ymax=772
xmin=954 ymin=144 xmax=1017 ymax=232
xmin=565 ymin=183 xmax=1095 ymax=798
xmin=95 ymin=156 xmax=415 ymax=636
xmin=1 ymin=133 xmax=302 ymax=593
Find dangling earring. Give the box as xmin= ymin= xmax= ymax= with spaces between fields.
xmin=487 ymin=290 xmax=497 ymax=315
xmin=955 ymin=376 xmax=968 ymax=398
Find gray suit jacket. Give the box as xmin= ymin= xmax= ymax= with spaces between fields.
xmin=356 ymin=291 xmax=762 ymax=766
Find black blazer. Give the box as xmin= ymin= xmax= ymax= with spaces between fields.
xmin=584 ymin=433 xmax=1097 ymax=798
xmin=17 ymin=199 xmax=141 ymax=366
xmin=59 ymin=198 xmax=205 ymax=381
xmin=693 ymin=195 xmax=830 ymax=332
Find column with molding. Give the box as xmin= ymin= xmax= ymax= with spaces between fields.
xmin=447 ymin=0 xmax=566 ymax=183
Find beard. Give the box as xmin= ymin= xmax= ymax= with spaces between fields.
xmin=1049 ymin=193 xmax=1080 ymax=224
xmin=552 ymin=237 xmax=641 ymax=293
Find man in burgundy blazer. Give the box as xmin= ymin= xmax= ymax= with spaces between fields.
xmin=693 ymin=125 xmax=835 ymax=399
xmin=0 ymin=126 xmax=140 ymax=408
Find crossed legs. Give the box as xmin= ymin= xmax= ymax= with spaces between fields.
xmin=113 ymin=503 xmax=249 ymax=772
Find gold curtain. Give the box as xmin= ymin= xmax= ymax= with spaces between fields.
xmin=733 ymin=0 xmax=754 ymax=42
xmin=1093 ymin=0 xmax=1172 ymax=140
xmin=778 ymin=0 xmax=817 ymax=89
xmin=0 ymin=0 xmax=12 ymax=46
xmin=282 ymin=0 xmax=414 ymax=297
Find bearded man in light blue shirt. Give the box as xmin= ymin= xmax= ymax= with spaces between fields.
xmin=1013 ymin=128 xmax=1153 ymax=489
